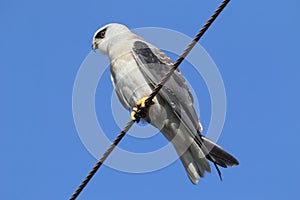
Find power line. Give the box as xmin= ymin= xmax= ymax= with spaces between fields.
xmin=147 ymin=0 xmax=231 ymax=103
xmin=69 ymin=120 xmax=134 ymax=200
xmin=70 ymin=0 xmax=231 ymax=199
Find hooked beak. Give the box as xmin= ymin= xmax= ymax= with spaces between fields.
xmin=92 ymin=41 xmax=97 ymax=52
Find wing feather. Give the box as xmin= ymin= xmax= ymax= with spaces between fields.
xmin=132 ymin=41 xmax=201 ymax=134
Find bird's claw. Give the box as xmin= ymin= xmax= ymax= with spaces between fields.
xmin=131 ymin=96 xmax=155 ymax=122
xmin=136 ymin=96 xmax=155 ymax=108
xmin=130 ymin=107 xmax=139 ymax=122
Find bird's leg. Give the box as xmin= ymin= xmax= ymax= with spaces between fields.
xmin=131 ymin=96 xmax=155 ymax=122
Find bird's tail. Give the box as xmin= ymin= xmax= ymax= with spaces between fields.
xmin=179 ymin=142 xmax=211 ymax=184
xmin=179 ymin=136 xmax=239 ymax=184
xmin=201 ymin=136 xmax=239 ymax=168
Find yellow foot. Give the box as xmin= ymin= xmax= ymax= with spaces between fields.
xmin=130 ymin=96 xmax=155 ymax=122
xmin=136 ymin=96 xmax=155 ymax=108
xmin=131 ymin=107 xmax=138 ymax=121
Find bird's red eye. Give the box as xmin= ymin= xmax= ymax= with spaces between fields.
xmin=95 ymin=28 xmax=107 ymax=39
xmin=100 ymin=31 xmax=105 ymax=38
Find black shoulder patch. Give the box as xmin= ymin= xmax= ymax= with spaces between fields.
xmin=133 ymin=41 xmax=164 ymax=64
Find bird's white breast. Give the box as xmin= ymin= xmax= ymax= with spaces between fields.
xmin=107 ymin=35 xmax=171 ymax=131
xmin=110 ymin=53 xmax=153 ymax=109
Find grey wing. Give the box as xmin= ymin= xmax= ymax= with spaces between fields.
xmin=132 ymin=40 xmax=202 ymax=134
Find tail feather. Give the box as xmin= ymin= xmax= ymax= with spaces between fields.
xmin=180 ymin=142 xmax=211 ymax=184
xmin=189 ymin=142 xmax=211 ymax=173
xmin=180 ymin=149 xmax=201 ymax=184
xmin=168 ymin=126 xmax=238 ymax=184
xmin=201 ymin=136 xmax=239 ymax=167
xmin=179 ymin=136 xmax=239 ymax=184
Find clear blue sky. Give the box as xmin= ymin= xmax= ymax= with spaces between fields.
xmin=1 ymin=0 xmax=299 ymax=199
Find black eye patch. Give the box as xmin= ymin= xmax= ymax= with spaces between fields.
xmin=95 ymin=28 xmax=107 ymax=39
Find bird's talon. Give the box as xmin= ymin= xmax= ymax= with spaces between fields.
xmin=131 ymin=97 xmax=155 ymax=122
xmin=149 ymin=99 xmax=155 ymax=105
xmin=136 ymin=96 xmax=155 ymax=108
xmin=131 ymin=107 xmax=138 ymax=121
xmin=136 ymin=97 xmax=148 ymax=108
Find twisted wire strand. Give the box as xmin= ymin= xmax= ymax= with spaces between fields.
xmin=70 ymin=0 xmax=230 ymax=199
xmin=69 ymin=120 xmax=134 ymax=200
xmin=148 ymin=0 xmax=230 ymax=101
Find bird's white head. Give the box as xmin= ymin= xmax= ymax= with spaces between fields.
xmin=92 ymin=23 xmax=130 ymax=54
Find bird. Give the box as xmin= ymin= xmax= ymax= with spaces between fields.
xmin=92 ymin=23 xmax=239 ymax=184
